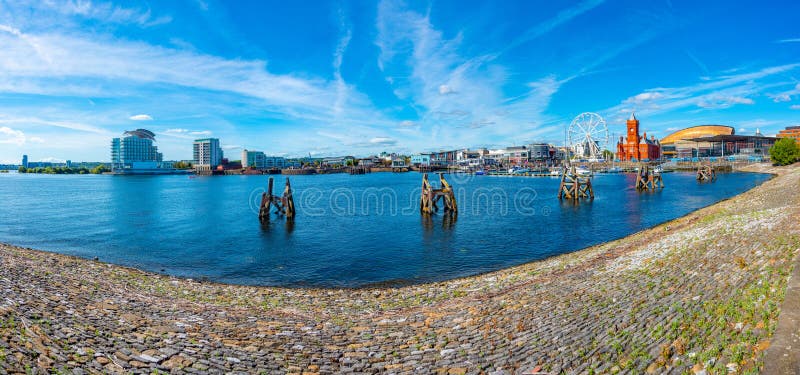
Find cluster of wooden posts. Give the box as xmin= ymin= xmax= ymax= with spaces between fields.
xmin=557 ymin=166 xmax=594 ymax=200
xmin=635 ymin=164 xmax=664 ymax=190
xmin=419 ymin=173 xmax=458 ymax=215
xmin=696 ymin=164 xmax=717 ymax=182
xmin=258 ymin=177 xmax=295 ymax=221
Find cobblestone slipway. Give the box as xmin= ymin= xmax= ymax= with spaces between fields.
xmin=1 ymin=164 xmax=799 ymax=374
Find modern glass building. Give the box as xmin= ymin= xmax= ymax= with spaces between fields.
xmin=110 ymin=129 xmax=163 ymax=171
xmin=193 ymin=138 xmax=223 ymax=170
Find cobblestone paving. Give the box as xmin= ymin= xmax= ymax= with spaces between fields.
xmin=1 ymin=164 xmax=799 ymax=374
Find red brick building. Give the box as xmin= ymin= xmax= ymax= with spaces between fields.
xmin=777 ymin=126 xmax=800 ymax=141
xmin=616 ymin=113 xmax=661 ymax=161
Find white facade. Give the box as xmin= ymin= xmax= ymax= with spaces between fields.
xmin=193 ymin=138 xmax=223 ymax=168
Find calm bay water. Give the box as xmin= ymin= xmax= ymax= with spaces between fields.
xmin=0 ymin=171 xmax=769 ymax=287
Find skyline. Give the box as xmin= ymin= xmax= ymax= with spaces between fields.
xmin=1 ymin=0 xmax=799 ymax=163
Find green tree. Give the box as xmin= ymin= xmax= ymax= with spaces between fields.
xmin=769 ymin=138 xmax=799 ymax=166
xmin=602 ymin=149 xmax=614 ymax=160
xmin=17 ymin=166 xmax=27 ymax=173
xmin=173 ymin=161 xmax=192 ymax=169
xmin=91 ymin=164 xmax=110 ymax=174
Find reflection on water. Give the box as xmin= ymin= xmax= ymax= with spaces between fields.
xmin=0 ymin=171 xmax=770 ymax=287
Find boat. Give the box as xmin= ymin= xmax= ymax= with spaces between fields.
xmin=653 ymin=165 xmax=663 ymax=174
xmin=549 ymin=168 xmax=562 ymax=176
xmin=508 ymin=166 xmax=530 ymax=175
xmin=474 ymin=170 xmax=485 ymax=176
xmin=607 ymin=166 xmax=622 ymax=173
xmin=575 ymin=167 xmax=592 ymax=176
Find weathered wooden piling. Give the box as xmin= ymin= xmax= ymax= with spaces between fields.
xmin=635 ymin=164 xmax=664 ymax=190
xmin=696 ymin=164 xmax=716 ymax=182
xmin=557 ymin=166 xmax=594 ymax=200
xmin=259 ymin=177 xmax=295 ymax=220
xmin=420 ymin=173 xmax=458 ymax=214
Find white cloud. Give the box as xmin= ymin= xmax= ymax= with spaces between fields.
xmin=369 ymin=137 xmax=397 ymax=146
xmin=189 ymin=130 xmax=212 ymax=136
xmin=398 ymin=120 xmax=417 ymax=127
xmin=696 ymin=95 xmax=754 ymax=109
xmin=438 ymin=84 xmax=455 ymax=95
xmin=607 ymin=63 xmax=800 ymax=118
xmin=0 ymin=126 xmax=26 ymax=145
xmin=626 ymin=91 xmax=665 ymax=104
xmin=129 ymin=114 xmax=153 ymax=121
xmin=791 ymin=104 xmax=800 ymax=110
xmin=0 ymin=21 xmax=388 ymax=131
xmin=772 ymin=94 xmax=792 ymax=102
xmin=776 ymin=38 xmax=800 ymax=43
xmin=164 ymin=128 xmax=188 ymax=133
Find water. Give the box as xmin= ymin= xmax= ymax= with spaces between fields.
xmin=0 ymin=171 xmax=770 ymax=288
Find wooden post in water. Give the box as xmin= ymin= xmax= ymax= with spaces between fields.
xmin=558 ymin=166 xmax=593 ymax=200
xmin=259 ymin=177 xmax=295 ymax=221
xmin=696 ymin=164 xmax=716 ymax=182
xmin=420 ymin=173 xmax=457 ymax=214
xmin=635 ymin=164 xmax=664 ymax=190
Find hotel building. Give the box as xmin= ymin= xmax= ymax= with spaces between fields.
xmin=111 ymin=129 xmax=164 ymax=172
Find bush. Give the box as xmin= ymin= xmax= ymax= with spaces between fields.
xmin=90 ymin=164 xmax=110 ymax=174
xmin=769 ymin=138 xmax=799 ymax=166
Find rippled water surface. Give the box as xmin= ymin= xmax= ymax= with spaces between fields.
xmin=0 ymin=171 xmax=770 ymax=287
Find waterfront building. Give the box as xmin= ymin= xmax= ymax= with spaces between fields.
xmin=411 ymin=153 xmax=431 ymax=166
xmin=430 ymin=150 xmax=458 ymax=166
xmin=391 ymin=157 xmax=407 ymax=168
xmin=358 ymin=156 xmax=382 ymax=167
xmin=321 ymin=156 xmax=354 ymax=167
xmin=242 ymin=149 xmax=266 ymax=169
xmin=677 ymin=129 xmax=778 ymax=160
xmin=660 ymin=126 xmax=777 ymax=159
xmin=111 ymin=129 xmax=164 ymax=172
xmin=193 ymin=138 xmax=223 ymax=171
xmin=616 ymin=113 xmax=661 ymax=161
xmin=241 ymin=150 xmax=287 ymax=170
xmin=527 ymin=143 xmax=553 ymax=161
xmin=660 ymin=125 xmax=734 ymax=158
xmin=21 ymin=155 xmax=28 ymax=168
xmin=777 ymin=126 xmax=800 ymax=141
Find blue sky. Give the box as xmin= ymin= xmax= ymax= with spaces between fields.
xmin=1 ymin=0 xmax=799 ymax=163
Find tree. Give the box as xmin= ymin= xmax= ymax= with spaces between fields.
xmin=173 ymin=161 xmax=192 ymax=169
xmin=769 ymin=138 xmax=799 ymax=166
xmin=17 ymin=166 xmax=27 ymax=173
xmin=602 ymin=149 xmax=614 ymax=160
xmin=91 ymin=164 xmax=110 ymax=174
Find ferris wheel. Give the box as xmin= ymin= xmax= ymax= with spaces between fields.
xmin=567 ymin=112 xmax=609 ymax=160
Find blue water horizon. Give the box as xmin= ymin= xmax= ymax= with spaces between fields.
xmin=0 ymin=171 xmax=770 ymax=288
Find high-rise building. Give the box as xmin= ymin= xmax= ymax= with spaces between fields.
xmin=21 ymin=155 xmax=28 ymax=168
xmin=193 ymin=138 xmax=223 ymax=170
xmin=111 ymin=129 xmax=163 ymax=171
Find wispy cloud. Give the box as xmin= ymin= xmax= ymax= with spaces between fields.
xmin=500 ymin=0 xmax=606 ymax=54
xmin=607 ymin=63 xmax=800 ymax=119
xmin=129 ymin=114 xmax=153 ymax=121
xmin=776 ymin=38 xmax=800 ymax=43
